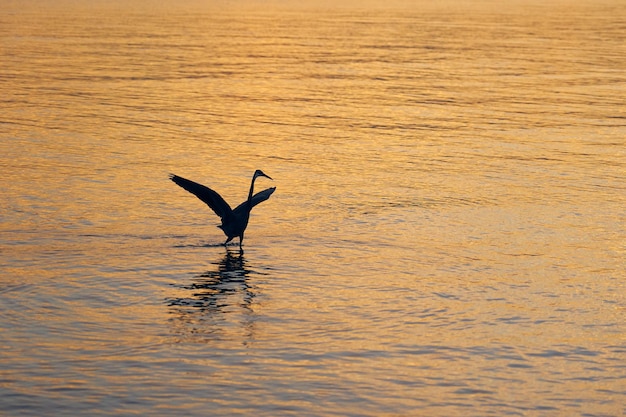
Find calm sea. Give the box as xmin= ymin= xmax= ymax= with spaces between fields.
xmin=1 ymin=0 xmax=624 ymax=415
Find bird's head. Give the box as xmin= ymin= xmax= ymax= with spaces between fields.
xmin=253 ymin=169 xmax=273 ymax=181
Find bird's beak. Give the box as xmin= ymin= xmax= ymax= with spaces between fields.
xmin=254 ymin=170 xmax=273 ymax=181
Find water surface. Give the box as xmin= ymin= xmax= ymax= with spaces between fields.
xmin=1 ymin=1 xmax=625 ymax=415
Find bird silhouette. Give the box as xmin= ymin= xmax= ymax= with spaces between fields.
xmin=170 ymin=170 xmax=275 ymax=251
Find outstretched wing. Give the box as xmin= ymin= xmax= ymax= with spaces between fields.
xmin=233 ymin=187 xmax=276 ymax=215
xmin=169 ymin=174 xmax=232 ymax=219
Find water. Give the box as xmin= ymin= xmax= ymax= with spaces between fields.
xmin=1 ymin=0 xmax=625 ymax=415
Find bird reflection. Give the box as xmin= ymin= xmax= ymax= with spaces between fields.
xmin=167 ymin=250 xmax=257 ymax=344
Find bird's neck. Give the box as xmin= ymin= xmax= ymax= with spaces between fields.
xmin=247 ymin=177 xmax=256 ymax=206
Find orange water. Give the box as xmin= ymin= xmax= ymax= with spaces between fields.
xmin=1 ymin=1 xmax=624 ymax=415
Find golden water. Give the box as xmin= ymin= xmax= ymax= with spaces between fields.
xmin=1 ymin=1 xmax=624 ymax=415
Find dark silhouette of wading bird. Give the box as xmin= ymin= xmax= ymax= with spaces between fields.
xmin=169 ymin=170 xmax=275 ymax=252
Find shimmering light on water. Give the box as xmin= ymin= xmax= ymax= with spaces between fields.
xmin=1 ymin=0 xmax=625 ymax=415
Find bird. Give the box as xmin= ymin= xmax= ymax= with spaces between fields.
xmin=169 ymin=170 xmax=275 ymax=252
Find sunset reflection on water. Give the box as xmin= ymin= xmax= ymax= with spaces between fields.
xmin=1 ymin=0 xmax=624 ymax=415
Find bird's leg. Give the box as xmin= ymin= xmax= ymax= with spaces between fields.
xmin=239 ymin=235 xmax=244 ymax=254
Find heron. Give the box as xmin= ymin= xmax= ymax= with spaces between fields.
xmin=169 ymin=170 xmax=275 ymax=252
